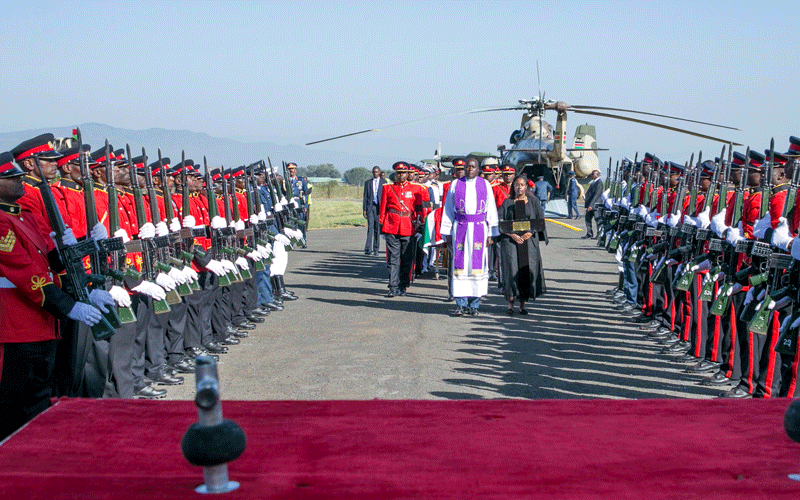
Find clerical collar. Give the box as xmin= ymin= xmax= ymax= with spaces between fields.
xmin=0 ymin=201 xmax=21 ymax=216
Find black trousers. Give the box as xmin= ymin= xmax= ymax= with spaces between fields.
xmin=165 ymin=299 xmax=188 ymax=365
xmin=584 ymin=209 xmax=596 ymax=236
xmin=385 ymin=233 xmax=413 ymax=291
xmin=0 ymin=339 xmax=58 ymax=441
xmin=364 ymin=204 xmax=380 ymax=253
xmin=103 ymin=299 xmax=139 ymax=399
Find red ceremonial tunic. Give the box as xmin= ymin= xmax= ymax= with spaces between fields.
xmin=52 ymin=179 xmax=87 ymax=239
xmin=492 ymin=183 xmax=512 ymax=210
xmin=93 ymin=186 xmax=110 ymax=233
xmin=0 ymin=202 xmax=70 ymax=344
xmin=741 ymin=189 xmax=761 ymax=239
xmin=379 ymin=181 xmax=426 ymax=236
xmin=19 ymin=175 xmax=52 ymax=240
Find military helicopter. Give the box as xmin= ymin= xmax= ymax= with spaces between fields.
xmin=306 ymin=82 xmax=740 ymax=196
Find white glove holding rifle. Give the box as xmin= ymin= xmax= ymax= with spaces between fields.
xmin=132 ymin=280 xmax=167 ymax=301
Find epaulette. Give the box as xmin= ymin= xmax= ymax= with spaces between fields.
xmin=59 ymin=179 xmax=82 ymax=191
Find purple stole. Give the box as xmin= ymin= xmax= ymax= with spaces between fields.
xmin=452 ymin=177 xmax=488 ymax=271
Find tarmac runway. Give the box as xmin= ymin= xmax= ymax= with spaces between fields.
xmin=166 ymin=220 xmax=722 ymax=401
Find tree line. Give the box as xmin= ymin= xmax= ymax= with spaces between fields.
xmin=296 ymin=164 xmax=380 ymax=186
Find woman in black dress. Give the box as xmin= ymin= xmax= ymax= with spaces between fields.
xmin=498 ymin=175 xmax=548 ymax=314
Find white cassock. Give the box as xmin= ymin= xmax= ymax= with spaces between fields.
xmin=441 ymin=177 xmax=499 ymax=298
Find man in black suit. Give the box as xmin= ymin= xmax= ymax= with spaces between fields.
xmin=363 ymin=166 xmax=385 ymax=255
xmin=582 ymin=169 xmax=603 ymax=239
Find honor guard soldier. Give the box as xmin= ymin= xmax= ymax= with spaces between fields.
xmin=11 ymin=133 xmax=62 ymax=239
xmin=380 ymin=161 xmax=427 ymax=297
xmin=0 ymin=151 xmax=112 ymax=439
xmin=285 ymin=162 xmax=309 ymax=246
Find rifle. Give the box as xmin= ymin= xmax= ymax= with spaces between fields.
xmin=227 ymin=172 xmax=252 ymax=280
xmin=126 ymin=145 xmax=171 ymax=314
xmin=32 ymin=155 xmax=116 ymax=340
xmin=775 ymin=157 xmax=800 ymax=352
xmin=710 ymin=153 xmax=749 ymax=316
xmin=650 ymin=161 xmax=688 ymax=283
xmin=101 ymin=139 xmax=137 ymax=324
xmin=157 ymin=150 xmax=195 ymax=296
xmin=203 ymin=159 xmax=233 ymax=286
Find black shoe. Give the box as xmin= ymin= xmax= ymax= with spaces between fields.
xmin=273 ymin=296 xmax=283 ymax=306
xmin=246 ymin=315 xmax=266 ymax=323
xmin=365 ymin=251 xmax=371 ymax=255
xmin=718 ymin=386 xmax=751 ymax=399
xmin=489 ymin=275 xmax=498 ymax=282
xmin=646 ymin=328 xmax=671 ymax=339
xmin=371 ymin=251 xmax=379 ymax=256
xmin=660 ymin=342 xmax=689 ymax=355
xmin=232 ymin=330 xmax=249 ymax=338
xmin=152 ymin=373 xmax=184 ymax=386
xmin=251 ymin=307 xmax=269 ymax=316
xmin=301 ymin=244 xmax=307 ymax=249
xmin=506 ymin=308 xmax=514 ymax=316
xmin=236 ymin=322 xmax=257 ymax=330
xmin=673 ymin=354 xmax=700 ymax=364
xmin=203 ymin=343 xmax=228 ymax=354
xmin=169 ymin=360 xmax=196 ymax=374
xmin=134 ymin=385 xmax=167 ymax=399
xmin=702 ymin=371 xmax=736 ymax=386
xmin=687 ymin=360 xmax=720 ymax=374
xmin=452 ymin=306 xmax=464 ymax=317
xmin=397 ymin=288 xmax=407 ymax=296
xmin=281 ymin=291 xmax=299 ymax=301
xmin=581 ymin=234 xmax=593 ymax=239
xmin=468 ymin=307 xmax=479 ymax=316
xmin=631 ymin=314 xmax=654 ymax=324
xmin=220 ymin=336 xmax=240 ymax=345
xmin=264 ymin=302 xmax=284 ymax=311
xmin=386 ymin=289 xmax=397 ymax=298
xmin=519 ymin=308 xmax=528 ymax=315
xmin=605 ymin=287 xmax=620 ymax=295
xmin=185 ymin=346 xmax=206 ymax=358
xmin=445 ymin=294 xmax=454 ymax=302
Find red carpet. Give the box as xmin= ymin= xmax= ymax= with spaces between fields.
xmin=1 ymin=398 xmax=799 ymax=499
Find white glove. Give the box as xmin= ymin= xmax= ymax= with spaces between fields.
xmin=138 ymin=222 xmax=156 ymax=239
xmin=168 ymin=266 xmax=187 ymax=284
xmin=51 ymin=227 xmax=78 ymax=247
xmin=228 ymin=220 xmax=237 ymax=229
xmin=771 ymin=218 xmax=793 ymax=251
xmin=714 ymin=271 xmax=725 ymax=282
xmin=683 ymin=216 xmax=696 ymax=227
xmin=792 ymin=237 xmax=800 ymax=261
xmin=257 ymin=208 xmax=267 ymax=221
xmin=109 ymin=285 xmax=132 ymax=308
xmin=235 ymin=256 xmax=249 ymax=270
xmin=656 ymin=215 xmax=667 ymax=225
xmin=635 ymin=205 xmax=648 ymax=218
xmin=275 ymin=233 xmax=291 ymax=247
xmin=291 ymin=199 xmax=301 ymax=209
xmin=205 ymin=259 xmax=226 ymax=277
xmin=181 ymin=265 xmax=198 ymax=282
xmin=274 ymin=202 xmax=284 ymax=212
xmin=87 ymin=289 xmax=115 ymax=313
xmin=665 ymin=258 xmax=678 ymax=266
xmin=728 ymin=283 xmax=744 ymax=296
xmin=702 ymin=272 xmax=712 ymax=286
xmin=620 ymin=197 xmax=630 ymax=209
xmin=250 ymin=214 xmax=259 ymax=225
xmin=257 ymin=244 xmax=272 ymax=259
xmin=235 ymin=220 xmax=245 ymax=231
xmin=645 ymin=214 xmax=657 ymax=228
xmin=695 ymin=207 xmax=711 ymax=229
xmin=247 ymin=250 xmax=261 ymax=260
xmin=753 ymin=214 xmax=771 ymax=239
xmin=604 ymin=198 xmax=613 ymax=209
xmin=725 ymin=224 xmax=744 ymax=246
xmin=132 ymin=280 xmax=167 ymax=301
xmin=690 ymin=259 xmax=711 ymax=272
xmin=155 ymin=272 xmax=177 ymax=291
xmin=710 ymin=211 xmax=729 ymax=237
xmin=667 ymin=211 xmax=681 ymax=228
xmin=90 ymin=222 xmax=108 ymax=241
xmin=601 ymin=189 xmax=611 ymax=201
xmin=211 ymin=216 xmax=227 ymax=229
xmin=169 ymin=218 xmax=181 ymax=232
xmin=279 ymin=196 xmax=289 ymax=206
xmin=113 ymin=228 xmax=130 ymax=243
xmin=744 ymin=288 xmax=755 ymax=306
xmin=182 ymin=215 xmax=196 ymax=228
xmin=220 ymin=259 xmax=237 ymax=273
xmin=155 ymin=221 xmax=169 ymax=237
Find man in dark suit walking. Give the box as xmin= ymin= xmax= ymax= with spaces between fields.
xmin=582 ymin=169 xmax=603 ymax=238
xmin=363 ymin=166 xmax=385 ymax=255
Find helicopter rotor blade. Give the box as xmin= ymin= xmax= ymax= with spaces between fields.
xmin=570 ymin=109 xmax=742 ymax=146
xmin=569 ymin=105 xmax=738 ymax=130
xmin=305 ymin=106 xmax=525 ymax=146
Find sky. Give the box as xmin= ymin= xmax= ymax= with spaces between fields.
xmin=3 ymin=0 xmax=799 ymax=171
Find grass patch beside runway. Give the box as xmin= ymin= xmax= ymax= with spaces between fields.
xmin=308 ymin=198 xmax=365 ymax=229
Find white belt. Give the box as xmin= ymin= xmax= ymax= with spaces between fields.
xmin=0 ymin=277 xmax=16 ymax=288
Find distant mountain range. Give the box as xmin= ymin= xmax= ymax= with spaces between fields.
xmin=0 ymin=123 xmax=397 ymax=172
